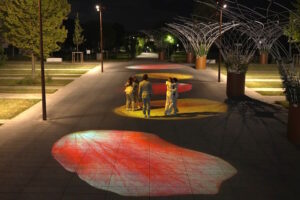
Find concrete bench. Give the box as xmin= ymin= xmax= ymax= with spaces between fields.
xmin=46 ymin=58 xmax=63 ymax=63
xmin=207 ymin=59 xmax=216 ymax=64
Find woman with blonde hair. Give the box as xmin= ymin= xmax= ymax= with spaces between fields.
xmin=124 ymin=77 xmax=134 ymax=111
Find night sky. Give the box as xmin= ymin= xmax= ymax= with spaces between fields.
xmin=69 ymin=0 xmax=194 ymax=31
xmin=69 ymin=0 xmax=294 ymax=31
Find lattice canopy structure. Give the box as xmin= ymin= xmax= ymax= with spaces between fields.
xmin=215 ymin=27 xmax=257 ymax=74
xmin=225 ymin=1 xmax=287 ymax=54
xmin=163 ymin=27 xmax=193 ymax=54
xmin=166 ymin=18 xmax=239 ymax=58
xmin=196 ymin=0 xmax=290 ymax=65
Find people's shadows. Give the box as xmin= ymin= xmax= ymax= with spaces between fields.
xmin=147 ymin=105 xmax=224 ymax=119
xmin=224 ymin=95 xmax=287 ymax=125
xmin=149 ymin=112 xmax=222 ymax=119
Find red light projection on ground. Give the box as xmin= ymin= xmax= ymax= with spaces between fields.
xmin=136 ymin=73 xmax=194 ymax=80
xmin=127 ymin=64 xmax=184 ymax=70
xmin=52 ymin=130 xmax=237 ymax=197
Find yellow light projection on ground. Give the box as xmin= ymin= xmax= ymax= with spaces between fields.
xmin=114 ymin=99 xmax=227 ymax=120
xmin=135 ymin=73 xmax=194 ymax=80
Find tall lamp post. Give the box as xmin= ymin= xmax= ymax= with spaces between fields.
xmin=217 ymin=0 xmax=227 ymax=83
xmin=39 ymin=0 xmax=47 ymax=120
xmin=96 ymin=4 xmax=104 ymax=73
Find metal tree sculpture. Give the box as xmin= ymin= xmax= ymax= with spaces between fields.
xmin=196 ymin=0 xmax=288 ymax=64
xmin=163 ymin=27 xmax=194 ymax=63
xmin=215 ymin=26 xmax=257 ymax=74
xmin=166 ymin=18 xmax=238 ymax=69
xmin=227 ymin=0 xmax=286 ymax=64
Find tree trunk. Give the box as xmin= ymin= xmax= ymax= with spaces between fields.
xmin=31 ymin=53 xmax=36 ymax=79
xmin=186 ymin=52 xmax=193 ymax=63
xmin=159 ymin=51 xmax=165 ymax=60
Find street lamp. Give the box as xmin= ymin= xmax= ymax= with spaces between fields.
xmin=217 ymin=0 xmax=227 ymax=83
xmin=164 ymin=34 xmax=175 ymax=60
xmin=96 ymin=4 xmax=104 ymax=73
xmin=38 ymin=0 xmax=47 ymax=120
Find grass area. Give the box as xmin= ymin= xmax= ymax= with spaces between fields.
xmin=0 ymin=88 xmax=57 ymax=94
xmin=208 ymin=64 xmax=287 ymax=97
xmin=275 ymin=101 xmax=289 ymax=109
xmin=0 ymin=99 xmax=40 ymax=119
xmin=246 ymin=75 xmax=280 ymax=79
xmin=246 ymin=81 xmax=283 ymax=88
xmin=116 ymin=53 xmax=130 ymax=59
xmin=0 ymin=79 xmax=72 ymax=86
xmin=0 ymin=62 xmax=96 ymax=78
xmin=0 ymin=69 xmax=89 ymax=75
xmin=0 ymin=62 xmax=96 ymax=121
xmin=0 ymin=74 xmax=82 ymax=77
xmin=171 ymin=52 xmax=186 ymax=63
xmin=257 ymin=91 xmax=285 ymax=96
xmin=0 ymin=62 xmax=97 ymax=69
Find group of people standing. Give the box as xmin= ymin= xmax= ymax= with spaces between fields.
xmin=124 ymin=74 xmax=179 ymax=118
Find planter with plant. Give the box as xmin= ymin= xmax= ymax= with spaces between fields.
xmin=217 ymin=28 xmax=256 ymax=99
xmin=195 ymin=44 xmax=208 ymax=70
xmin=224 ymin=53 xmax=249 ymax=98
xmin=278 ymin=63 xmax=300 ymax=144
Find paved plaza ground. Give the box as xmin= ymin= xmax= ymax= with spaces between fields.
xmin=0 ymin=57 xmax=299 ymax=200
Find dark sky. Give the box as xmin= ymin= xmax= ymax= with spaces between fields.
xmin=69 ymin=0 xmax=194 ymax=31
xmin=69 ymin=0 xmax=294 ymax=31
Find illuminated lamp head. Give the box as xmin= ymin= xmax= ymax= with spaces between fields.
xmin=165 ymin=34 xmax=175 ymax=44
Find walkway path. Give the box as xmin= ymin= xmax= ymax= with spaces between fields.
xmin=0 ymin=60 xmax=298 ymax=200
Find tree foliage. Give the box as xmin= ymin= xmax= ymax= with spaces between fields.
xmin=73 ymin=13 xmax=85 ymax=52
xmin=284 ymin=14 xmax=300 ymax=43
xmin=0 ymin=0 xmax=70 ymax=58
xmin=136 ymin=37 xmax=145 ymax=55
xmin=285 ymin=0 xmax=300 ymax=43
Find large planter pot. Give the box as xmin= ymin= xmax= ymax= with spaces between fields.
xmin=287 ymin=105 xmax=300 ymax=144
xmin=158 ymin=51 xmax=165 ymax=61
xmin=195 ymin=56 xmax=206 ymax=70
xmin=226 ymin=72 xmax=246 ymax=99
xmin=186 ymin=52 xmax=193 ymax=64
xmin=260 ymin=52 xmax=269 ymax=65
